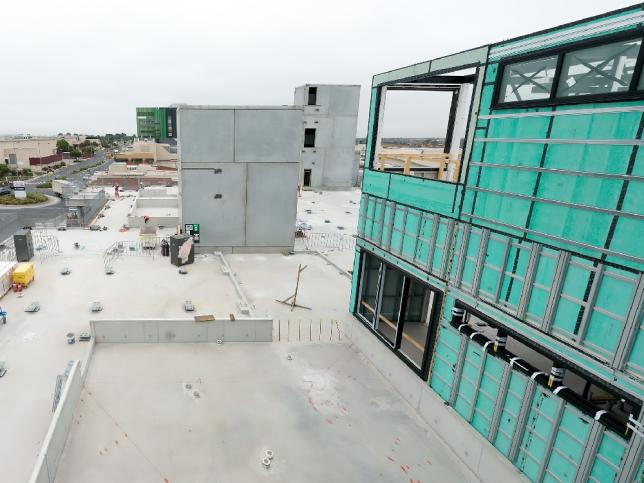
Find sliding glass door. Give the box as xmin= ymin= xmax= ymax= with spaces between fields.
xmin=356 ymin=251 xmax=441 ymax=378
xmin=357 ymin=254 xmax=381 ymax=325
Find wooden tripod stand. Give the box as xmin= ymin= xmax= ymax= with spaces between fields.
xmin=276 ymin=264 xmax=311 ymax=311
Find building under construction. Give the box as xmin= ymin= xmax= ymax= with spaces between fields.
xmin=351 ymin=5 xmax=644 ymax=482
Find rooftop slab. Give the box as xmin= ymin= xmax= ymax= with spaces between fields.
xmin=0 ymin=188 xmax=362 ymax=482
xmin=56 ymin=342 xmax=477 ymax=483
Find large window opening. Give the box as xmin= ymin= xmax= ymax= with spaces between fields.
xmin=304 ymin=128 xmax=316 ymax=148
xmin=303 ymin=168 xmax=312 ymax=187
xmin=307 ymin=86 xmax=317 ymax=106
xmin=455 ymin=304 xmax=641 ymax=433
xmin=374 ymin=74 xmax=474 ymax=182
xmin=356 ymin=251 xmax=441 ymax=377
xmin=495 ymin=32 xmax=644 ymax=107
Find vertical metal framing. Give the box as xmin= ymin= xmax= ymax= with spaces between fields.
xmin=395 ymin=206 xmax=408 ymax=255
xmin=425 ymin=213 xmax=440 ymax=274
xmin=573 ymin=419 xmax=605 ymax=483
xmin=358 ymin=193 xmax=368 ymax=238
xmin=541 ymin=251 xmax=571 ymax=333
xmin=455 ymin=224 xmax=471 ymax=287
xmin=613 ymin=273 xmax=644 ymax=370
xmin=383 ymin=200 xmax=396 ymax=251
xmin=488 ymin=362 xmax=512 ymax=443
xmin=508 ymin=378 xmax=537 ymax=461
xmin=536 ymin=397 xmax=566 ymax=483
xmin=448 ymin=334 xmax=469 ymax=405
xmin=411 ymin=209 xmax=423 ymax=265
xmin=471 ymin=228 xmax=490 ymax=297
xmin=575 ymin=264 xmax=605 ymax=345
xmin=616 ymin=410 xmax=644 ymax=483
xmin=439 ymin=220 xmax=456 ymax=278
xmin=492 ymin=236 xmax=512 ymax=304
xmin=467 ymin=341 xmax=491 ymax=422
xmin=517 ymin=242 xmax=541 ymax=319
xmin=376 ymin=197 xmax=387 ymax=246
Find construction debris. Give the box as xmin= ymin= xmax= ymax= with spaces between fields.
xmin=25 ymin=302 xmax=40 ymax=313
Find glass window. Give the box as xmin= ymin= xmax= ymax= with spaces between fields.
xmin=358 ymin=254 xmax=381 ymax=325
xmin=557 ymin=38 xmax=641 ymax=97
xmin=498 ymin=55 xmax=558 ymax=103
xmin=399 ymin=280 xmax=435 ymax=368
xmin=376 ymin=266 xmax=404 ymax=345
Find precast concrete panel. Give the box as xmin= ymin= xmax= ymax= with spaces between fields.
xmin=305 ymin=116 xmax=333 ymax=148
xmin=300 ymin=150 xmax=319 ymax=169
xmin=332 ymin=116 xmax=359 ymax=148
xmin=178 ymin=109 xmax=234 ymax=163
xmin=158 ymin=320 xmax=208 ymax=342
xmin=246 ymin=162 xmax=298 ymax=247
xmin=181 ymin=164 xmax=246 ymax=246
xmin=326 ymin=86 xmax=361 ymax=116
xmin=294 ymin=86 xmax=306 ymax=106
xmin=234 ymin=109 xmax=302 ymax=163
xmin=324 ymin=148 xmax=358 ymax=189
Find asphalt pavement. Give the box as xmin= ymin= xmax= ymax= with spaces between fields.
xmin=0 ymin=150 xmax=114 ymax=242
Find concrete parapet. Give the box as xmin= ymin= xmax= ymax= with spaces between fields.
xmin=90 ymin=317 xmax=274 ymax=343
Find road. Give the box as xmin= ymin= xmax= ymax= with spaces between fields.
xmin=0 ymin=150 xmax=114 ymax=242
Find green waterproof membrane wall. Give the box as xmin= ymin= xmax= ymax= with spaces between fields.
xmin=351 ymin=6 xmax=644 ymax=483
xmin=430 ymin=322 xmax=639 ymax=483
xmin=357 ymin=193 xmax=644 ymax=393
xmin=466 ymin=57 xmax=644 ymax=271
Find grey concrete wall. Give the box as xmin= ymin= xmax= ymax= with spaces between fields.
xmin=29 ymin=360 xmax=82 ymax=483
xmin=90 ymin=318 xmax=273 ymax=343
xmin=294 ymin=85 xmax=360 ymax=190
xmin=178 ymin=106 xmax=302 ymax=251
xmin=343 ymin=318 xmax=529 ymax=483
xmin=246 ymin=163 xmax=298 ymax=247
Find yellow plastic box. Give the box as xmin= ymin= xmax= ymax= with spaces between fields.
xmin=12 ymin=262 xmax=35 ymax=286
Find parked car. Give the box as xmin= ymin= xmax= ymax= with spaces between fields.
xmin=0 ymin=186 xmax=11 ymax=196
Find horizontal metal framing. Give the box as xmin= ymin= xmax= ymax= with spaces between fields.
xmin=357 ymin=236 xmax=644 ymax=400
xmin=461 ymin=212 xmax=644 ymax=266
xmin=467 ymin=186 xmax=643 ymax=220
xmin=478 ymin=104 xmax=644 ymax=120
xmin=474 ymin=138 xmax=644 ymax=145
xmin=488 ymin=9 xmax=644 ymax=60
xmin=469 ymin=162 xmax=644 ymax=182
xmin=363 ymin=197 xmax=640 ymax=366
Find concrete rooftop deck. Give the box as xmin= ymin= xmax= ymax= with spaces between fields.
xmin=56 ymin=342 xmax=476 ymax=483
xmin=0 ymin=188 xmax=363 ymax=482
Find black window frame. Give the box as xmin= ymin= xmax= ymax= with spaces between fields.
xmin=492 ymin=28 xmax=644 ymax=110
xmin=303 ymin=128 xmax=316 ymax=148
xmin=354 ymin=251 xmax=442 ymax=379
xmin=307 ymin=86 xmax=318 ymax=106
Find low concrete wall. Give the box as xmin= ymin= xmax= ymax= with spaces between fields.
xmin=126 ymin=192 xmax=179 ymax=228
xmin=343 ymin=317 xmax=529 ymax=483
xmin=127 ymin=212 xmax=179 ymax=229
xmin=136 ymin=196 xmax=178 ymax=208
xmin=29 ymin=360 xmax=82 ymax=483
xmin=90 ymin=318 xmax=273 ymax=343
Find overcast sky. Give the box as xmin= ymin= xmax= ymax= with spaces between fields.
xmin=0 ymin=0 xmax=634 ymax=138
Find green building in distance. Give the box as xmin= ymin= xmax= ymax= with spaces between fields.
xmin=136 ymin=107 xmax=176 ymax=141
